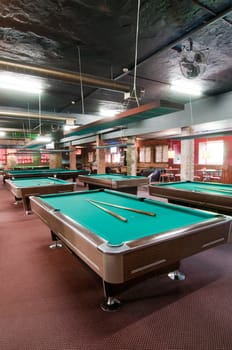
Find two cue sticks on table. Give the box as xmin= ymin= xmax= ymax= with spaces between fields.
xmin=88 ymin=200 xmax=127 ymax=222
xmin=87 ymin=199 xmax=156 ymax=223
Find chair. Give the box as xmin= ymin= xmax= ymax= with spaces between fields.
xmin=159 ymin=171 xmax=175 ymax=182
xmin=209 ymin=170 xmax=222 ymax=182
xmin=174 ymin=173 xmax=181 ymax=181
xmin=148 ymin=169 xmax=161 ymax=183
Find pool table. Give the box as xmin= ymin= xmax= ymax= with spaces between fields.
xmin=5 ymin=177 xmax=75 ymax=214
xmin=149 ymin=181 xmax=232 ymax=215
xmin=78 ymin=173 xmax=148 ymax=194
xmin=3 ymin=168 xmax=89 ymax=183
xmin=30 ymin=189 xmax=232 ymax=310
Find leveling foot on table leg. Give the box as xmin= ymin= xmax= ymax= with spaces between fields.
xmin=49 ymin=241 xmax=63 ymax=249
xmin=168 ymin=270 xmax=186 ymax=281
xmin=100 ymin=297 xmax=121 ymax=312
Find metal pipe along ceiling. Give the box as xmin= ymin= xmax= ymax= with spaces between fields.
xmin=0 ymin=110 xmax=69 ymax=121
xmin=0 ymin=58 xmax=132 ymax=93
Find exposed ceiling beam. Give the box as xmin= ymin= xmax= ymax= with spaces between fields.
xmin=172 ymin=129 xmax=232 ymax=140
xmin=191 ymin=0 xmax=232 ymax=26
xmin=115 ymin=5 xmax=232 ymax=81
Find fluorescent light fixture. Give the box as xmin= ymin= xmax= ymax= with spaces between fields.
xmin=46 ymin=141 xmax=55 ymax=149
xmin=170 ymin=80 xmax=203 ymax=96
xmin=36 ymin=135 xmax=52 ymax=142
xmin=0 ymin=73 xmax=43 ymax=94
xmin=64 ymin=124 xmax=79 ymax=131
xmin=99 ymin=109 xmax=119 ymax=117
xmin=0 ymin=131 xmax=6 ymax=137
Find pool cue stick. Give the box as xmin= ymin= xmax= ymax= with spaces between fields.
xmin=195 ymin=186 xmax=232 ymax=193
xmin=89 ymin=199 xmax=156 ymax=216
xmin=88 ymin=200 xmax=127 ymax=222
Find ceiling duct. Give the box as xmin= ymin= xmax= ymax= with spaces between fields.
xmin=0 ymin=58 xmax=136 ymax=94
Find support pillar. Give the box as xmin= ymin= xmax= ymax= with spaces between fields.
xmin=180 ymin=128 xmax=194 ymax=181
xmin=49 ymin=152 xmax=62 ymax=169
xmin=126 ymin=137 xmax=137 ymax=176
xmin=96 ymin=135 xmax=105 ymax=173
xmin=69 ymin=144 xmax=76 ymax=170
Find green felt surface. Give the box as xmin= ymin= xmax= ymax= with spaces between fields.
xmin=155 ymin=181 xmax=232 ymax=196
xmin=84 ymin=174 xmax=146 ymax=180
xmin=37 ymin=190 xmax=218 ymax=246
xmin=11 ymin=177 xmax=69 ymax=187
xmin=12 ymin=166 xmax=49 ymax=170
xmin=8 ymin=169 xmax=84 ymax=175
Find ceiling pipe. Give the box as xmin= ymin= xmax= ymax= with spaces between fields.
xmin=0 ymin=109 xmax=73 ymax=121
xmin=0 ymin=127 xmax=33 ymax=132
xmin=0 ymin=58 xmax=132 ymax=93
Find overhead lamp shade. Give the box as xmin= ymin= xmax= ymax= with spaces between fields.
xmin=168 ymin=149 xmax=175 ymax=159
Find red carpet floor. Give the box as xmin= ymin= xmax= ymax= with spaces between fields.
xmin=0 ymin=179 xmax=232 ymax=350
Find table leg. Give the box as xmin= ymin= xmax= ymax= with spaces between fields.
xmin=49 ymin=231 xmax=63 ymax=249
xmin=168 ymin=270 xmax=186 ymax=281
xmin=101 ymin=262 xmax=183 ymax=311
xmin=101 ymin=281 xmax=121 ymax=312
xmin=23 ymin=196 xmax=32 ymax=215
xmin=14 ymin=196 xmax=21 ymax=205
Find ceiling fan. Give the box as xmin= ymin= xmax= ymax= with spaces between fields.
xmin=179 ymin=38 xmax=208 ymax=79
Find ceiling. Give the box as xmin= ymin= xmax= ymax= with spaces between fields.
xmin=0 ymin=0 xmax=231 ymax=144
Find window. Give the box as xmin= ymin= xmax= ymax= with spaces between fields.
xmin=17 ymin=153 xmax=33 ymax=164
xmin=105 ymin=149 xmax=121 ymax=163
xmin=88 ymin=152 xmax=94 ymax=162
xmin=105 ymin=153 xmax=111 ymax=163
xmin=0 ymin=149 xmax=7 ymax=165
xmin=155 ymin=145 xmax=168 ymax=162
xmin=198 ymin=140 xmax=224 ymax=165
xmin=110 ymin=146 xmax=117 ymax=154
xmin=40 ymin=153 xmax=49 ymax=163
xmin=139 ymin=147 xmax=151 ymax=162
xmin=112 ymin=153 xmax=120 ymax=163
